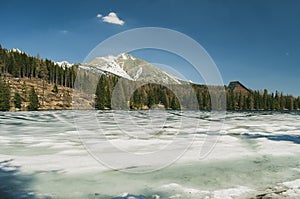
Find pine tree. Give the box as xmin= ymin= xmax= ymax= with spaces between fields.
xmin=0 ymin=78 xmax=11 ymax=111
xmin=270 ymin=93 xmax=275 ymax=110
xmin=280 ymin=92 xmax=285 ymax=110
xmin=147 ymin=93 xmax=155 ymax=108
xmin=247 ymin=92 xmax=254 ymax=110
xmin=170 ymin=96 xmax=180 ymax=110
xmin=287 ymin=95 xmax=294 ymax=110
xmin=263 ymin=89 xmax=268 ymax=110
xmin=160 ymin=89 xmax=169 ymax=109
xmin=130 ymin=87 xmax=142 ymax=109
xmin=14 ymin=92 xmax=22 ymax=109
xmin=95 ymin=76 xmax=107 ymax=109
xmin=228 ymin=92 xmax=235 ymax=110
xmin=238 ymin=92 xmax=243 ymax=110
xmin=294 ymin=97 xmax=299 ymax=110
xmin=28 ymin=87 xmax=39 ymax=111
xmin=242 ymin=95 xmax=248 ymax=110
xmin=274 ymin=91 xmax=281 ymax=110
xmin=52 ymin=84 xmax=58 ymax=93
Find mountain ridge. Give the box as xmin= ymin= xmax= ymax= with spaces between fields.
xmin=81 ymin=53 xmax=184 ymax=85
xmin=1 ymin=43 xmax=300 ymax=111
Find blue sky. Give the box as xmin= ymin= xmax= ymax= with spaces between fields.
xmin=1 ymin=0 xmax=300 ymax=95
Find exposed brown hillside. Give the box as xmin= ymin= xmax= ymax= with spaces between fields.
xmin=6 ymin=77 xmax=93 ymax=111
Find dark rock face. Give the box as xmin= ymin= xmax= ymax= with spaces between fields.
xmin=228 ymin=81 xmax=250 ymax=94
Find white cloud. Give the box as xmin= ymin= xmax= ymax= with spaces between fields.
xmin=98 ymin=12 xmax=125 ymax=26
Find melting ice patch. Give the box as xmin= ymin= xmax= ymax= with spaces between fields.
xmin=112 ymin=193 xmax=147 ymax=199
xmin=0 ymin=111 xmax=299 ymax=198
xmin=242 ymin=133 xmax=300 ymax=144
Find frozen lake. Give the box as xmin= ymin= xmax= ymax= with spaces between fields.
xmin=0 ymin=111 xmax=299 ymax=198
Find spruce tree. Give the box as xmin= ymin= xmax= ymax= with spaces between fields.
xmin=263 ymin=89 xmax=268 ymax=110
xmin=52 ymin=84 xmax=58 ymax=93
xmin=147 ymin=94 xmax=155 ymax=108
xmin=28 ymin=87 xmax=39 ymax=111
xmin=160 ymin=89 xmax=169 ymax=109
xmin=170 ymin=96 xmax=180 ymax=110
xmin=247 ymin=92 xmax=254 ymax=110
xmin=0 ymin=79 xmax=10 ymax=111
xmin=14 ymin=92 xmax=22 ymax=109
xmin=95 ymin=76 xmax=106 ymax=109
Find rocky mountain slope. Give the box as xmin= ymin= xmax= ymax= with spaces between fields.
xmin=80 ymin=53 xmax=183 ymax=84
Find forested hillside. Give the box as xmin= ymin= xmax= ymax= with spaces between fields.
xmin=93 ymin=74 xmax=300 ymax=111
xmin=0 ymin=45 xmax=77 ymax=87
xmin=0 ymin=44 xmax=299 ymax=111
xmin=0 ymin=44 xmax=77 ymax=111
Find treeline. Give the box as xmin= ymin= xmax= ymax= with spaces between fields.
xmin=227 ymin=89 xmax=300 ymax=111
xmin=94 ymin=75 xmax=184 ymax=110
xmin=0 ymin=44 xmax=77 ymax=111
xmin=0 ymin=44 xmax=77 ymax=88
xmin=1 ymin=44 xmax=299 ymax=111
xmin=94 ymin=75 xmax=300 ymax=111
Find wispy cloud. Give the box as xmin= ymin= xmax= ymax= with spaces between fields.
xmin=97 ymin=12 xmax=125 ymax=26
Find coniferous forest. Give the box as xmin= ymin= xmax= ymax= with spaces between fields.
xmin=93 ymin=75 xmax=300 ymax=111
xmin=0 ymin=44 xmax=77 ymax=111
xmin=0 ymin=44 xmax=300 ymax=111
xmin=0 ymin=44 xmax=77 ymax=87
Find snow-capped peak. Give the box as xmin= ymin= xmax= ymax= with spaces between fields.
xmin=118 ymin=53 xmax=135 ymax=61
xmin=10 ymin=48 xmax=22 ymax=53
xmin=86 ymin=55 xmax=133 ymax=80
xmin=82 ymin=53 xmax=183 ymax=84
xmin=56 ymin=61 xmax=73 ymax=69
xmin=120 ymin=53 xmax=128 ymax=60
xmin=100 ymin=55 xmax=117 ymax=63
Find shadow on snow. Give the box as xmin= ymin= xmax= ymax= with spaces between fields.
xmin=242 ymin=133 xmax=300 ymax=144
xmin=0 ymin=159 xmax=34 ymax=199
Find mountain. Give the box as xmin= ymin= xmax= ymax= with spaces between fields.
xmin=80 ymin=53 xmax=183 ymax=84
xmin=55 ymin=61 xmax=73 ymax=69
xmin=1 ymin=43 xmax=299 ymax=111
xmin=10 ymin=48 xmax=22 ymax=53
xmin=228 ymin=81 xmax=250 ymax=94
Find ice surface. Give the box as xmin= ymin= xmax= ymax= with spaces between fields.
xmin=282 ymin=179 xmax=300 ymax=189
xmin=0 ymin=111 xmax=299 ymax=198
xmin=213 ymin=186 xmax=254 ymax=199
